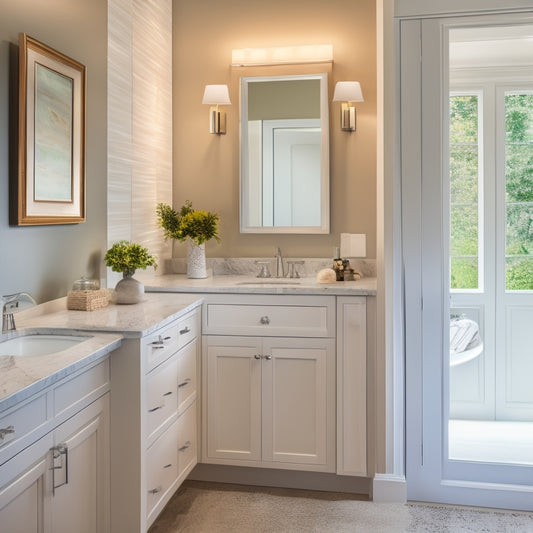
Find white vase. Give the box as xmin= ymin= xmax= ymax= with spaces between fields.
xmin=115 ymin=272 xmax=144 ymax=304
xmin=187 ymin=240 xmax=207 ymax=279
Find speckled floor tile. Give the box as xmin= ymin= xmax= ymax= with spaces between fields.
xmin=148 ymin=481 xmax=533 ymax=533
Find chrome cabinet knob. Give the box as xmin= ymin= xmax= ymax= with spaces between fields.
xmin=260 ymin=316 xmax=270 ymax=325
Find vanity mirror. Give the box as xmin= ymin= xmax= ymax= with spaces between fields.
xmin=240 ymin=73 xmax=330 ymax=234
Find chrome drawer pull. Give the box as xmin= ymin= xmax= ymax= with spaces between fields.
xmin=254 ymin=354 xmax=262 ymax=360
xmin=148 ymin=486 xmax=162 ymax=494
xmin=264 ymin=354 xmax=272 ymax=360
xmin=178 ymin=441 xmax=191 ymax=452
xmin=260 ymin=316 xmax=270 ymax=325
xmin=148 ymin=405 xmax=163 ymax=413
xmin=50 ymin=443 xmax=69 ymax=495
xmin=150 ymin=335 xmax=171 ymax=346
xmin=163 ymin=463 xmax=172 ymax=469
xmin=179 ymin=326 xmax=191 ymax=335
xmin=163 ymin=391 xmax=173 ymax=397
xmin=178 ymin=378 xmax=191 ymax=388
xmin=0 ymin=425 xmax=15 ymax=441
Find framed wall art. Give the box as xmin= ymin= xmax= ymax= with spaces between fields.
xmin=17 ymin=33 xmax=86 ymax=225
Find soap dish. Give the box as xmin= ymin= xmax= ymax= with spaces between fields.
xmin=67 ymin=289 xmax=109 ymax=311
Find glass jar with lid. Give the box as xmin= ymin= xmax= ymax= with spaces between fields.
xmin=72 ymin=277 xmax=99 ymax=291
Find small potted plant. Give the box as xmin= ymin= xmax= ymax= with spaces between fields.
xmin=105 ymin=240 xmax=157 ymax=304
xmin=156 ymin=201 xmax=220 ymax=278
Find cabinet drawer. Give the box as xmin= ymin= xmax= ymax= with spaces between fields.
xmin=143 ymin=321 xmax=179 ymax=371
xmin=203 ymin=295 xmax=335 ymax=337
xmin=177 ymin=402 xmax=197 ymax=477
xmin=54 ymin=360 xmax=109 ymax=417
xmin=177 ymin=340 xmax=197 ymax=413
xmin=176 ymin=310 xmax=199 ymax=351
xmin=146 ymin=419 xmax=179 ymax=518
xmin=0 ymin=395 xmax=48 ymax=461
xmin=146 ymin=356 xmax=179 ymax=442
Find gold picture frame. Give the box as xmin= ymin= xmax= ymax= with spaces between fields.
xmin=17 ymin=33 xmax=86 ymax=225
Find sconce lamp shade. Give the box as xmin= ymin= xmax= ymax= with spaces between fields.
xmin=202 ymin=84 xmax=231 ymax=105
xmin=202 ymin=85 xmax=231 ymax=134
xmin=333 ymin=81 xmax=363 ymax=132
xmin=332 ymin=81 xmax=364 ymax=103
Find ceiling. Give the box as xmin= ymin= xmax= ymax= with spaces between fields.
xmin=450 ymin=24 xmax=533 ymax=69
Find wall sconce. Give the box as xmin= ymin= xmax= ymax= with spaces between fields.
xmin=332 ymin=81 xmax=364 ymax=132
xmin=202 ymin=85 xmax=231 ymax=134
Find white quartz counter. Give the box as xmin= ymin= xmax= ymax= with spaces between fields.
xmin=1 ymin=293 xmax=203 ymax=412
xmin=137 ymin=273 xmax=377 ymax=296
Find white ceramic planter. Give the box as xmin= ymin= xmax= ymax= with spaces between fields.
xmin=187 ymin=240 xmax=207 ymax=278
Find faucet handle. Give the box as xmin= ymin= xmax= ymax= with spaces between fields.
xmin=255 ymin=261 xmax=272 ymax=278
xmin=286 ymin=260 xmax=305 ymax=279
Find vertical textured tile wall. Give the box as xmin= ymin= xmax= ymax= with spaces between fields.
xmin=108 ymin=0 xmax=172 ymax=283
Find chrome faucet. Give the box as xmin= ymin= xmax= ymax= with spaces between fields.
xmin=275 ymin=247 xmax=285 ymax=278
xmin=1 ymin=292 xmax=37 ymax=333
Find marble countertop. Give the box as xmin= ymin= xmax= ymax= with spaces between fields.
xmin=1 ymin=293 xmax=204 ymax=413
xmin=137 ymin=273 xmax=377 ymax=296
xmin=0 ymin=329 xmax=122 ymax=412
xmin=15 ymin=292 xmax=203 ymax=338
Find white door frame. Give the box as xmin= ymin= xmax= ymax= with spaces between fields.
xmin=400 ymin=9 xmax=533 ymax=509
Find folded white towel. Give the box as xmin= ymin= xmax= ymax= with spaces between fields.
xmin=450 ymin=318 xmax=479 ymax=353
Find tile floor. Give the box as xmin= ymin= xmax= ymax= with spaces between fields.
xmin=149 ymin=481 xmax=533 ymax=532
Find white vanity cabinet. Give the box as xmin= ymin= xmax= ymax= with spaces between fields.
xmin=110 ymin=308 xmax=200 ymax=533
xmin=336 ymin=296 xmax=367 ymax=477
xmin=202 ymin=294 xmax=336 ymax=472
xmin=0 ymin=360 xmax=111 ymax=533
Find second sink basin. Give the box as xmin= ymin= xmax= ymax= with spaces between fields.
xmin=0 ymin=334 xmax=91 ymax=357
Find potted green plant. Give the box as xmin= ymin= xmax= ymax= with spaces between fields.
xmin=156 ymin=201 xmax=220 ymax=278
xmin=105 ymin=240 xmax=157 ymax=304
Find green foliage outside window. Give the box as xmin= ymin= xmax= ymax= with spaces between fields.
xmin=450 ymin=95 xmax=479 ymax=289
xmin=449 ymin=92 xmax=533 ymax=291
xmin=505 ymin=93 xmax=533 ymax=290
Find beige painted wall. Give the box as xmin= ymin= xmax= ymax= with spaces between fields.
xmin=173 ymin=0 xmax=376 ymax=259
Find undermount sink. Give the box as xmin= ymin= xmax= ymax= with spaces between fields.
xmin=236 ymin=280 xmax=302 ymax=286
xmin=0 ymin=334 xmax=91 ymax=357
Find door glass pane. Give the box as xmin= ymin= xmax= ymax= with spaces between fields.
xmin=450 ymin=94 xmax=481 ymax=290
xmin=448 ymin=26 xmax=533 ymax=470
xmin=505 ymin=92 xmax=533 ymax=290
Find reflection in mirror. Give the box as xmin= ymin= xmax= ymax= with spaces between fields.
xmin=240 ymin=73 xmax=329 ymax=233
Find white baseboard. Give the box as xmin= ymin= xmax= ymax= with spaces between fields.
xmin=372 ymin=474 xmax=407 ymax=502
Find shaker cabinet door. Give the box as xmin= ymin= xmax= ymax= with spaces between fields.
xmin=51 ymin=394 xmax=110 ymax=533
xmin=0 ymin=432 xmax=53 ymax=533
xmin=262 ymin=337 xmax=335 ymax=469
xmin=205 ymin=336 xmax=262 ymax=462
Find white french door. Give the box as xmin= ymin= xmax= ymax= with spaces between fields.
xmin=402 ymin=12 xmax=533 ymax=510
